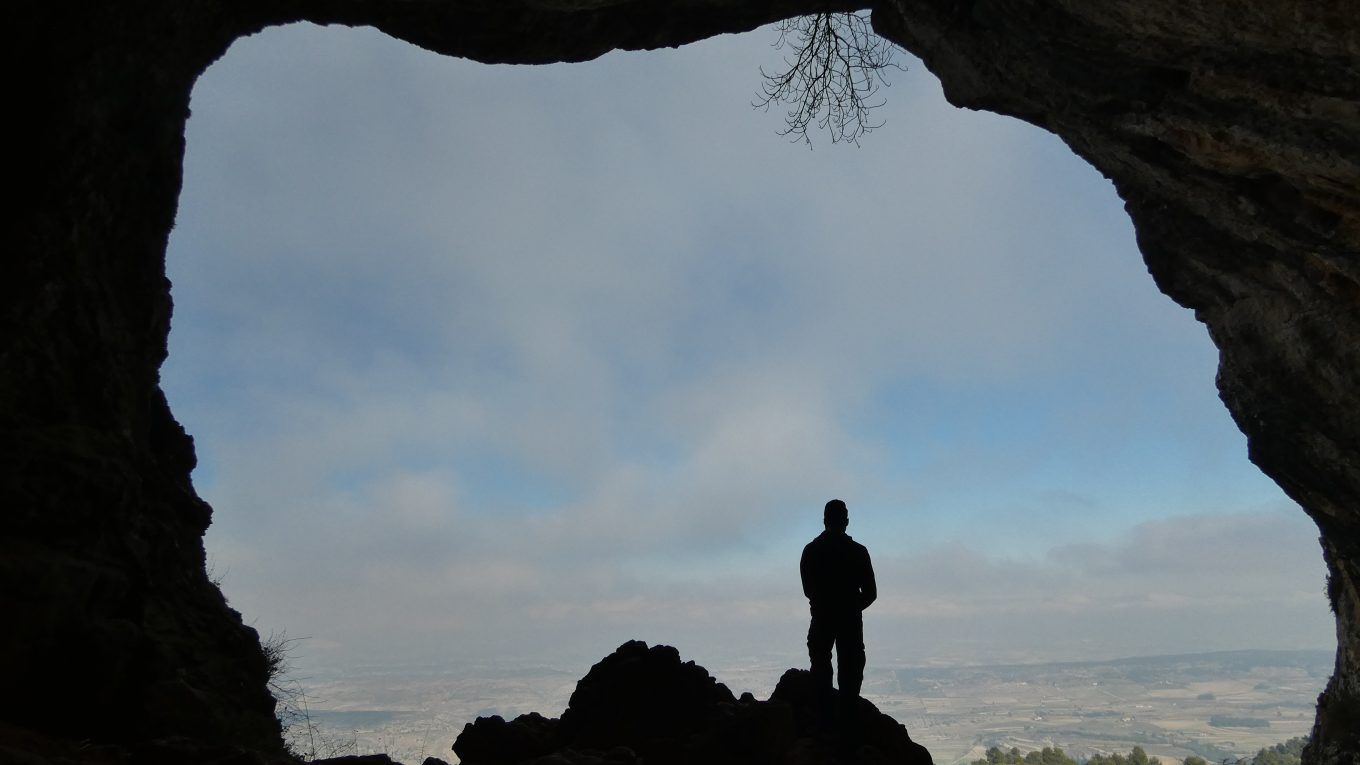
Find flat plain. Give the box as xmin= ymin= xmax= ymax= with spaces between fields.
xmin=866 ymin=650 xmax=1327 ymax=765
xmin=289 ymin=649 xmax=1330 ymax=765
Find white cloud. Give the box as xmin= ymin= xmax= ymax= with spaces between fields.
xmin=163 ymin=23 xmax=1334 ymax=673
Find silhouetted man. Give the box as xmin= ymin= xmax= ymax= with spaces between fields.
xmin=801 ymin=498 xmax=876 ymax=735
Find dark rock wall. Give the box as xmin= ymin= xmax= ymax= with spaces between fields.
xmin=868 ymin=3 xmax=1359 ymax=762
xmin=4 ymin=0 xmax=1356 ymax=762
xmin=6 ymin=1 xmax=282 ymax=750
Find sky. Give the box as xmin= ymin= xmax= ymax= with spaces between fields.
xmin=162 ymin=21 xmax=1336 ymax=676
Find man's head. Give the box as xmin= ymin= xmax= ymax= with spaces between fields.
xmin=824 ymin=499 xmax=849 ymax=532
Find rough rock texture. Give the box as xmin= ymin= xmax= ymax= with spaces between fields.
xmin=452 ymin=641 xmax=934 ymax=765
xmin=6 ymin=5 xmax=282 ymax=750
xmin=0 ymin=720 xmax=298 ymax=765
xmin=867 ymin=4 xmax=1360 ymax=763
xmin=5 ymin=1 xmax=1357 ymax=763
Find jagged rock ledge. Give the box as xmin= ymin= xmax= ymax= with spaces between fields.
xmin=452 ymin=640 xmax=934 ymax=765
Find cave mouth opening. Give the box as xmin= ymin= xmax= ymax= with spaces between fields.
xmin=161 ymin=19 xmax=1336 ymax=760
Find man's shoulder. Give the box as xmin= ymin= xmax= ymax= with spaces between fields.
xmin=807 ymin=530 xmax=846 ymax=554
xmin=810 ymin=532 xmax=866 ymax=554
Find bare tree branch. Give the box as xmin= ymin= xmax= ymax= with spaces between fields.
xmin=754 ymin=12 xmax=904 ymax=146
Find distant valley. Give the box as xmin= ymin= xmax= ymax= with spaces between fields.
xmin=285 ymin=648 xmax=1330 ymax=764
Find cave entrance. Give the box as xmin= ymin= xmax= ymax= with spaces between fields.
xmin=162 ymin=20 xmax=1335 ymax=762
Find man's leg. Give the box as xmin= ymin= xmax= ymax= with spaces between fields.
xmin=838 ymin=613 xmax=866 ymax=699
xmin=808 ymin=613 xmax=835 ymax=689
xmin=808 ymin=612 xmax=835 ymax=732
xmin=834 ymin=613 xmax=866 ymax=743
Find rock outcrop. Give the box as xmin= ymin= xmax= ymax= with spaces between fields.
xmin=6 ymin=1 xmax=1358 ymax=764
xmin=452 ymin=640 xmax=934 ymax=765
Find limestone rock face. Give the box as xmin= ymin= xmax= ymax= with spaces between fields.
xmin=452 ymin=641 xmax=934 ymax=765
xmin=5 ymin=1 xmax=1358 ymax=763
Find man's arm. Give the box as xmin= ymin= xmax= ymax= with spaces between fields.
xmin=860 ymin=547 xmax=877 ymax=610
xmin=800 ymin=545 xmax=814 ymax=601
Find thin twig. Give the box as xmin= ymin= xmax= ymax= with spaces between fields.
xmin=754 ymin=12 xmax=904 ymax=146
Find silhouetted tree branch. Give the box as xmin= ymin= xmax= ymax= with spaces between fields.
xmin=755 ymin=12 xmax=904 ymax=146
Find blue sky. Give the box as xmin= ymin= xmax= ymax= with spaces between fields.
xmin=163 ymin=21 xmax=1334 ymax=672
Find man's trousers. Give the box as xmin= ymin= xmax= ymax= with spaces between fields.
xmin=808 ymin=607 xmax=865 ymax=699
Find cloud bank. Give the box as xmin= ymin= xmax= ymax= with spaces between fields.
xmin=165 ymin=23 xmax=1334 ymax=673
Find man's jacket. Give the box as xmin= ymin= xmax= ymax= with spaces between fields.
xmin=800 ymin=530 xmax=876 ymax=614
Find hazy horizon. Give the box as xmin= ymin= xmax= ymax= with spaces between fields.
xmin=270 ymin=646 xmax=1330 ymax=764
xmin=164 ymin=22 xmax=1335 ymax=677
